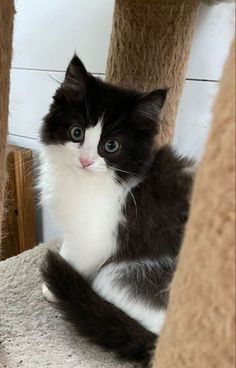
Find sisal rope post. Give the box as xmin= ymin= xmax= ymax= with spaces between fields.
xmin=152 ymin=40 xmax=235 ymax=368
xmin=106 ymin=0 xmax=201 ymax=145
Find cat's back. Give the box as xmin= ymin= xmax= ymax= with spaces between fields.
xmin=133 ymin=145 xmax=194 ymax=207
xmin=118 ymin=146 xmax=195 ymax=259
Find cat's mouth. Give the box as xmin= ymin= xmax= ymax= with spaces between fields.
xmin=78 ymin=161 xmax=108 ymax=173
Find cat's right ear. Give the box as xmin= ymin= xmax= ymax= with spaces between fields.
xmin=58 ymin=55 xmax=88 ymax=102
xmin=65 ymin=54 xmax=88 ymax=88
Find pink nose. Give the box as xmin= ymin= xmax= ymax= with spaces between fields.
xmin=80 ymin=158 xmax=93 ymax=168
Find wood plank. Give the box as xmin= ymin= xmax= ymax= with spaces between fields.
xmin=1 ymin=151 xmax=19 ymax=259
xmin=1 ymin=145 xmax=36 ymax=259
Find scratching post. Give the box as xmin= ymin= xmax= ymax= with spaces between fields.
xmin=106 ymin=0 xmax=200 ymax=145
xmin=152 ymin=41 xmax=235 ymax=368
xmin=0 ymin=1 xmax=15 ymax=245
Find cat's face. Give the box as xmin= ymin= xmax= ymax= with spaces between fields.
xmin=41 ymin=55 xmax=166 ymax=183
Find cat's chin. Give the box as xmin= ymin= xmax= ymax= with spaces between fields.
xmin=77 ymin=165 xmax=108 ymax=174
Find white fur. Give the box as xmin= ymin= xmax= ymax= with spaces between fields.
xmin=78 ymin=121 xmax=105 ymax=170
xmin=182 ymin=162 xmax=197 ymax=176
xmin=39 ymin=122 xmax=129 ymax=276
xmin=40 ymin=122 xmax=166 ymax=333
xmin=42 ymin=283 xmax=57 ymax=303
xmin=93 ymin=261 xmax=166 ymax=334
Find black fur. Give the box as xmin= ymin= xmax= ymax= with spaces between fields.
xmin=114 ymin=146 xmax=193 ymax=308
xmin=41 ymin=54 xmax=167 ymax=181
xmin=41 ymin=55 xmax=194 ymax=366
xmin=41 ymin=251 xmax=157 ymax=366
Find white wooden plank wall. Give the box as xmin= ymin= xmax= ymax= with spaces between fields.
xmin=8 ymin=0 xmax=235 ymax=242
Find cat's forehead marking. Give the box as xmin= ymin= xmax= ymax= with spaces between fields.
xmin=84 ymin=118 xmax=103 ymax=149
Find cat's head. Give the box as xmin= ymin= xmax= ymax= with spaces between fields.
xmin=41 ymin=55 xmax=167 ymax=183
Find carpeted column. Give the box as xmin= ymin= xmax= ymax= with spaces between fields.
xmin=0 ymin=0 xmax=15 ymax=244
xmin=106 ymin=0 xmax=200 ymax=145
xmin=152 ymin=40 xmax=235 ymax=368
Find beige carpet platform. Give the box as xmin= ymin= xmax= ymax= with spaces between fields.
xmin=0 ymin=241 xmax=134 ymax=368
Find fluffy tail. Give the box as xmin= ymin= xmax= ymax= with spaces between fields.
xmin=41 ymin=251 xmax=157 ymax=365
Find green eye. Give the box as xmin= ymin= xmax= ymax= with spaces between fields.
xmin=70 ymin=126 xmax=84 ymax=142
xmin=104 ymin=140 xmax=120 ymax=153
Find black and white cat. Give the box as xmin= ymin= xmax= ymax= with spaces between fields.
xmin=40 ymin=55 xmax=194 ymax=366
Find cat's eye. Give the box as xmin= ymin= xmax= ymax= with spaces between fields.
xmin=70 ymin=126 xmax=84 ymax=142
xmin=104 ymin=140 xmax=120 ymax=153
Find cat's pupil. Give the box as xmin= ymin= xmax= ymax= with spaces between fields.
xmin=104 ymin=140 xmax=119 ymax=153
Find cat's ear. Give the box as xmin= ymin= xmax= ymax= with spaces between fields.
xmin=135 ymin=89 xmax=168 ymax=121
xmin=146 ymin=89 xmax=167 ymax=109
xmin=59 ymin=55 xmax=88 ymax=102
xmin=65 ymin=54 xmax=88 ymax=87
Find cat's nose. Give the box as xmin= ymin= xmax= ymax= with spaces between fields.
xmin=80 ymin=158 xmax=93 ymax=168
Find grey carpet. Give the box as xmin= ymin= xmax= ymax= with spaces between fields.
xmin=0 ymin=241 xmax=135 ymax=368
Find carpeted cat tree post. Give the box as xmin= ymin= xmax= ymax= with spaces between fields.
xmin=0 ymin=1 xmax=15 ymax=246
xmin=152 ymin=39 xmax=235 ymax=368
xmin=106 ymin=0 xmax=201 ymax=145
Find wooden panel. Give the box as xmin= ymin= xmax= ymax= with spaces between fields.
xmin=1 ymin=145 xmax=36 ymax=259
xmin=1 ymin=152 xmax=19 ymax=259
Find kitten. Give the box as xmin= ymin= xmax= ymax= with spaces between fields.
xmin=40 ymin=55 xmax=194 ymax=366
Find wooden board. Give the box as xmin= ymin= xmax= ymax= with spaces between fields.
xmin=1 ymin=145 xmax=36 ymax=259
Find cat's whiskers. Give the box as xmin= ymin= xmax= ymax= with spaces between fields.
xmin=106 ymin=165 xmax=138 ymax=179
xmin=89 ymin=164 xmax=135 ymax=215
xmin=114 ymin=175 xmax=137 ymax=216
xmin=95 ymin=164 xmax=138 ymax=214
xmin=48 ymin=73 xmax=63 ymax=85
xmin=101 ymin=172 xmax=118 ymax=197
xmin=136 ymin=159 xmax=156 ymax=169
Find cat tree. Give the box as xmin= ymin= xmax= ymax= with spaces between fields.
xmin=153 ymin=40 xmax=235 ymax=368
xmin=0 ymin=0 xmax=15 ymax=244
xmin=0 ymin=1 xmax=235 ymax=367
xmin=106 ymin=0 xmax=201 ymax=145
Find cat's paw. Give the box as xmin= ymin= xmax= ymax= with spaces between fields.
xmin=42 ymin=283 xmax=57 ymax=303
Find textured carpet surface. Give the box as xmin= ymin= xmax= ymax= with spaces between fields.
xmin=153 ymin=41 xmax=235 ymax=368
xmin=106 ymin=0 xmax=200 ymax=146
xmin=0 ymin=241 xmax=134 ymax=368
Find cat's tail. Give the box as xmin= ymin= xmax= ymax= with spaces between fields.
xmin=41 ymin=251 xmax=157 ymax=366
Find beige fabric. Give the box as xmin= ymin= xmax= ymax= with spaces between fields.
xmin=152 ymin=40 xmax=235 ymax=368
xmin=0 ymin=1 xmax=15 ymax=245
xmin=0 ymin=240 xmax=134 ymax=368
xmin=106 ymin=0 xmax=200 ymax=145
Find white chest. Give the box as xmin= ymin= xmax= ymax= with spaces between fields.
xmin=40 ymin=147 xmax=127 ymax=276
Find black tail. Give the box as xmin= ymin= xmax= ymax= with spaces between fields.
xmin=41 ymin=251 xmax=157 ymax=365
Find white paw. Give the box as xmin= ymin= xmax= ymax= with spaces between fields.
xmin=42 ymin=283 xmax=57 ymax=303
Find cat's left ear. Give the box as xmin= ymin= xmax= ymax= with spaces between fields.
xmin=136 ymin=89 xmax=168 ymax=118
xmin=133 ymin=89 xmax=168 ymax=130
xmin=144 ymin=89 xmax=167 ymax=108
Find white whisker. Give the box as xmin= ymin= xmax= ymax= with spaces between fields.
xmin=106 ymin=165 xmax=138 ymax=179
xmin=115 ymin=175 xmax=137 ymax=216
